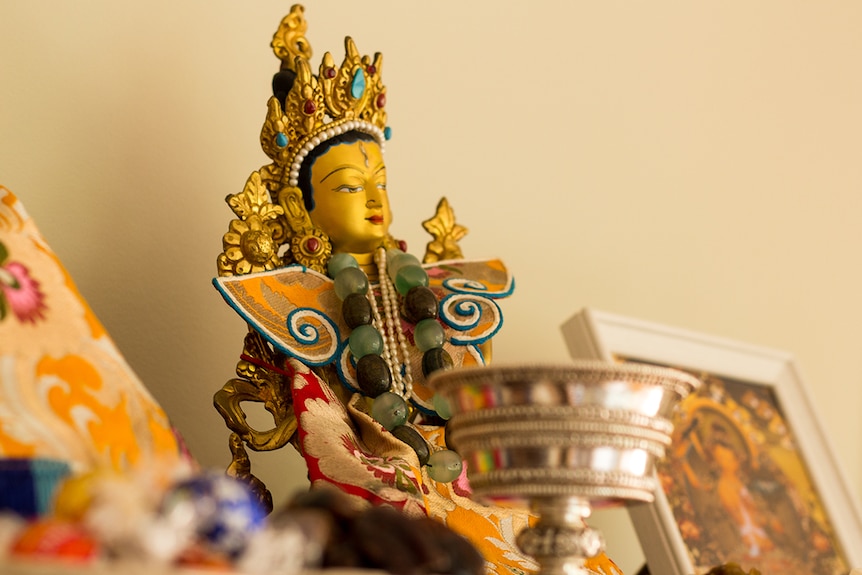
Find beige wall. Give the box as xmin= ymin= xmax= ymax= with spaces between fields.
xmin=3 ymin=1 xmax=862 ymax=571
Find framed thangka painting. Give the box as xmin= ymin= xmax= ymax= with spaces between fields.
xmin=561 ymin=308 xmax=862 ymax=575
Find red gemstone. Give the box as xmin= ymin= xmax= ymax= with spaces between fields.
xmin=376 ymin=93 xmax=386 ymax=108
xmin=398 ymin=240 xmax=408 ymax=252
xmin=366 ymin=65 xmax=376 ymax=75
xmin=305 ymin=237 xmax=320 ymax=253
xmin=324 ymin=67 xmax=337 ymax=79
xmin=303 ymin=99 xmax=316 ymax=115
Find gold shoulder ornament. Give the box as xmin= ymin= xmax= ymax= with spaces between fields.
xmin=422 ymin=197 xmax=468 ymax=263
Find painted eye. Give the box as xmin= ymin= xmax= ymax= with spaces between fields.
xmin=377 ymin=183 xmax=387 ymax=191
xmin=335 ymin=185 xmax=364 ymax=193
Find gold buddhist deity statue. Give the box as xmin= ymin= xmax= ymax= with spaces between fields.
xmin=213 ymin=6 xmax=621 ymax=574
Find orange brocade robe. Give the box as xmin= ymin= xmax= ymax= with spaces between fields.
xmin=215 ymin=259 xmax=622 ymax=575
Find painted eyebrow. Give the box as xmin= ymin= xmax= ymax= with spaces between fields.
xmin=320 ymin=165 xmax=364 ymax=183
xmin=374 ymin=164 xmax=386 ymax=174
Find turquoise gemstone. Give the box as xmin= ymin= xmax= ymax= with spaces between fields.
xmin=371 ymin=392 xmax=409 ymax=430
xmin=276 ymin=132 xmax=288 ymax=147
xmin=349 ymin=324 xmax=383 ymax=358
xmin=394 ymin=264 xmax=429 ymax=296
xmin=384 ymin=126 xmax=392 ymax=140
xmin=334 ymin=267 xmax=369 ymax=300
xmin=414 ymin=318 xmax=445 ymax=352
xmin=427 ymin=450 xmax=462 ymax=482
xmin=432 ymin=393 xmax=452 ymax=420
xmin=328 ymin=253 xmax=359 ymax=279
xmin=351 ymin=68 xmax=366 ymax=99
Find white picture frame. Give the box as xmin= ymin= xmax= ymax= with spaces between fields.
xmin=561 ymin=307 xmax=862 ymax=575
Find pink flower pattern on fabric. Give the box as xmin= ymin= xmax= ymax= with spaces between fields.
xmin=0 ymin=256 xmax=47 ymax=324
xmin=342 ymin=434 xmax=420 ymax=495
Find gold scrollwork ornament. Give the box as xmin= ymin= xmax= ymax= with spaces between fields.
xmin=270 ymin=4 xmax=312 ymax=69
xmin=217 ymin=171 xmax=285 ymax=277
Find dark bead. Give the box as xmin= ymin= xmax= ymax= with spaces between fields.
xmin=391 ymin=425 xmax=430 ymax=466
xmin=355 ymin=354 xmax=391 ymax=398
xmin=422 ymin=347 xmax=453 ymax=378
xmin=403 ymin=285 xmax=438 ymax=323
xmin=342 ymin=293 xmax=372 ymax=328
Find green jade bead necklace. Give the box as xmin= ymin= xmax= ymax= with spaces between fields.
xmin=329 ymin=247 xmax=462 ymax=482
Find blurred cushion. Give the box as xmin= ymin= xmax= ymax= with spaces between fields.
xmin=0 ymin=186 xmax=185 ymax=472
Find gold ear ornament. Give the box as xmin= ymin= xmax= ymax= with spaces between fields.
xmin=276 ymin=184 xmax=332 ymax=273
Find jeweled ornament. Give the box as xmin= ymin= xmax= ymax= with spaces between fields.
xmin=350 ymin=68 xmax=365 ymax=99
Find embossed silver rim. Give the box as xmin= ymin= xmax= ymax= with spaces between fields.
xmin=471 ymin=470 xmax=658 ymax=503
xmin=449 ymin=405 xmax=675 ymax=435
xmin=454 ymin=432 xmax=669 ymax=457
xmin=428 ymin=360 xmax=702 ymax=398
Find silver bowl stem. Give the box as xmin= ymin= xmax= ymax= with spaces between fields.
xmin=516 ymin=496 xmax=604 ymax=575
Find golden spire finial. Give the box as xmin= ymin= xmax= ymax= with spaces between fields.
xmin=422 ymin=197 xmax=468 ymax=263
xmin=270 ymin=4 xmax=312 ymax=72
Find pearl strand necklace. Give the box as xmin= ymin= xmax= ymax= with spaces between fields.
xmin=366 ymin=255 xmax=404 ymax=398
xmin=374 ymin=248 xmax=414 ymax=400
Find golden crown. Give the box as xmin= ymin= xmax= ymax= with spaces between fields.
xmin=260 ymin=5 xmax=389 ymax=188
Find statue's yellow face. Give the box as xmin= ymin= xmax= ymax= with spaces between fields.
xmin=308 ymin=140 xmax=391 ymax=254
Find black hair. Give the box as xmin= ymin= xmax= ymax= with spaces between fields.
xmin=272 ymin=69 xmax=296 ymax=110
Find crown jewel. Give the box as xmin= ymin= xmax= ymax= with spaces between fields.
xmin=261 ymin=5 xmax=389 ymax=188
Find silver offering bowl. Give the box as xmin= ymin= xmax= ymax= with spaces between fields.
xmin=428 ymin=361 xmax=701 ymax=575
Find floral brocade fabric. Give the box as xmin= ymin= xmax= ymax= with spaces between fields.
xmin=218 ymin=257 xmax=623 ymax=575
xmin=0 ymin=187 xmax=185 ymax=472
